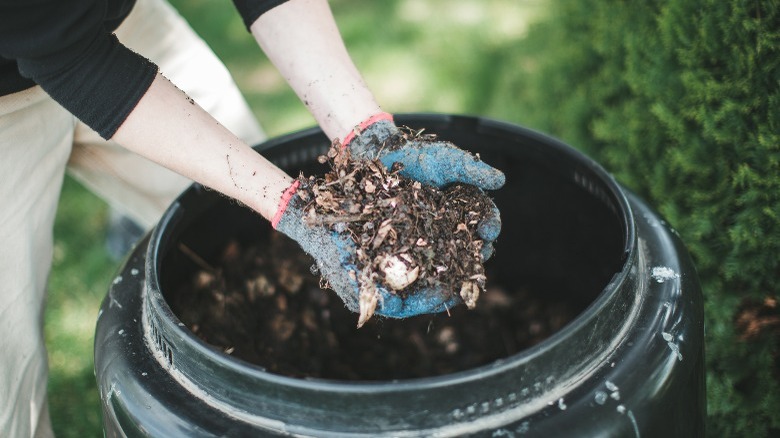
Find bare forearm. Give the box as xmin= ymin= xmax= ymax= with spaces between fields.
xmin=250 ymin=0 xmax=382 ymax=141
xmin=111 ymin=73 xmax=293 ymax=220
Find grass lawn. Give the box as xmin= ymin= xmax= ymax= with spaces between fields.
xmin=47 ymin=178 xmax=112 ymax=437
xmin=46 ymin=1 xmax=546 ymax=435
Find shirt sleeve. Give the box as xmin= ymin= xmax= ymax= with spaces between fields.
xmin=0 ymin=1 xmax=158 ymax=139
xmin=232 ymin=0 xmax=291 ymax=30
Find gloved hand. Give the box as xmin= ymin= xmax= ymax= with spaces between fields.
xmin=273 ymin=179 xmax=459 ymax=321
xmin=343 ymin=112 xmax=504 ymax=260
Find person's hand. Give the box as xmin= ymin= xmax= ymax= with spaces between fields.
xmin=343 ymin=113 xmax=504 ymax=260
xmin=273 ymin=179 xmax=459 ymax=322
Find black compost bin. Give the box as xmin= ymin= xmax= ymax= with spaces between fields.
xmin=94 ymin=114 xmax=705 ymax=437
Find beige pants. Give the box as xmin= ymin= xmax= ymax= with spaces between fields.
xmin=0 ymin=0 xmax=264 ymax=435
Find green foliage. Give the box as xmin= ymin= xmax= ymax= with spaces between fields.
xmin=501 ymin=0 xmax=780 ymax=435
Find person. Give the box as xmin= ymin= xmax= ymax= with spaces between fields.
xmin=0 ymin=0 xmax=504 ymax=435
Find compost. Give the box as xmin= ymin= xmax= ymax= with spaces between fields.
xmin=173 ymin=232 xmax=577 ymax=380
xmin=295 ymin=140 xmax=492 ymax=326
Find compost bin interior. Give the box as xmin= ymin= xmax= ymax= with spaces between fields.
xmin=158 ymin=119 xmax=627 ymax=381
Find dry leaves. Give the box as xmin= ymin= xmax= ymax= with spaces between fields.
xmin=736 ymin=296 xmax=780 ymax=341
xmin=297 ymin=139 xmax=493 ymax=327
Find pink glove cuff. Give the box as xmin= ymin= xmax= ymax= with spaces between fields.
xmin=271 ymin=180 xmax=301 ymax=229
xmin=341 ymin=112 xmax=394 ymax=147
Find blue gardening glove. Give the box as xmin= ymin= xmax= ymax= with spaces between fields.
xmin=343 ymin=113 xmax=504 ymax=260
xmin=273 ymin=179 xmax=459 ymax=323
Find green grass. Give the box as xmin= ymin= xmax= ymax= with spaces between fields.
xmin=46 ymin=1 xmax=546 ymax=435
xmin=47 ymin=177 xmax=114 ymax=437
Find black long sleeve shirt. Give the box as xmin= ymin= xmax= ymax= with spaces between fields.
xmin=0 ymin=0 xmax=287 ymax=139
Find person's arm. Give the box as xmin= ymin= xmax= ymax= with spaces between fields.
xmin=244 ymin=0 xmax=503 ymax=192
xmin=0 ymin=0 xmax=294 ymax=218
xmin=113 ymin=0 xmax=379 ymax=217
xmin=249 ymin=0 xmax=382 ymax=142
xmin=112 ymin=72 xmax=293 ymax=221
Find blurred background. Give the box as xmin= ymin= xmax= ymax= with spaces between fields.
xmin=47 ymin=0 xmax=778 ymax=436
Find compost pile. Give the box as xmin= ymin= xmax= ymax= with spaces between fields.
xmin=173 ymin=233 xmax=578 ymax=380
xmin=295 ymin=140 xmax=492 ymax=326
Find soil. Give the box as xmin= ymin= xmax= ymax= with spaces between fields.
xmin=173 ymin=233 xmax=578 ymax=381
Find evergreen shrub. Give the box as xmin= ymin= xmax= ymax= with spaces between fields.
xmin=490 ymin=1 xmax=780 ymax=435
